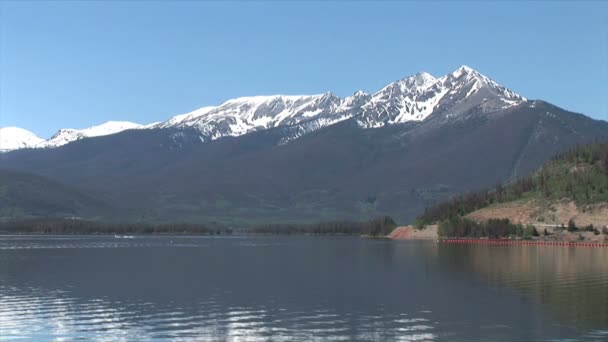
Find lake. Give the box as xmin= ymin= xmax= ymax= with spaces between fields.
xmin=1 ymin=235 xmax=607 ymax=341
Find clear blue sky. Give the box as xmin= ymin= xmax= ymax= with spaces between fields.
xmin=1 ymin=1 xmax=607 ymax=138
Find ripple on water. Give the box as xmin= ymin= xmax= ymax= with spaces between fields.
xmin=1 ymin=237 xmax=608 ymax=341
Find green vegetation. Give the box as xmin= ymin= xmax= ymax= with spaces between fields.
xmin=0 ymin=216 xmax=397 ymax=237
xmin=415 ymin=142 xmax=608 ymax=226
xmin=0 ymin=170 xmax=112 ymax=220
xmin=413 ymin=217 xmax=426 ymax=230
xmin=251 ymin=216 xmax=396 ymax=236
xmin=568 ymin=218 xmax=578 ymax=232
xmin=438 ymin=217 xmax=538 ymax=239
xmin=0 ymin=218 xmax=231 ymax=235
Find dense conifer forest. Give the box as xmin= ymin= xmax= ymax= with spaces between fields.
xmin=437 ymin=217 xmax=539 ymax=238
xmin=0 ymin=216 xmax=397 ymax=236
xmin=251 ymin=216 xmax=397 ymax=236
xmin=0 ymin=218 xmax=231 ymax=235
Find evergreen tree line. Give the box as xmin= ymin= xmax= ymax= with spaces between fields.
xmin=562 ymin=218 xmax=605 ymax=235
xmin=0 ymin=216 xmax=397 ymax=236
xmin=438 ymin=217 xmax=539 ymax=239
xmin=415 ymin=142 xmax=608 ymax=226
xmin=251 ymin=216 xmax=397 ymax=236
xmin=0 ymin=218 xmax=231 ymax=235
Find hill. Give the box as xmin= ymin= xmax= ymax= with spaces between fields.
xmin=414 ymin=142 xmax=608 ymax=239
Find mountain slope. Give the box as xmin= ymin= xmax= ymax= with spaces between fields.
xmin=0 ymin=169 xmax=114 ymax=219
xmin=2 ymin=100 xmax=606 ymax=224
xmin=413 ymin=142 xmax=608 ymax=241
xmin=415 ymin=142 xmax=608 ymax=225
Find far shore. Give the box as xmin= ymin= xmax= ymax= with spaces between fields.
xmin=387 ymin=225 xmax=608 ymax=243
xmin=387 ymin=225 xmax=438 ymax=240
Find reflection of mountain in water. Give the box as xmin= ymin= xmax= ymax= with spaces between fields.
xmin=438 ymin=244 xmax=608 ymax=334
xmin=2 ymin=236 xmax=605 ymax=340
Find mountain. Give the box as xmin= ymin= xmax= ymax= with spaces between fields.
xmin=357 ymin=66 xmax=524 ymax=127
xmin=0 ymin=169 xmax=114 ymax=219
xmin=153 ymin=93 xmax=364 ymax=141
xmin=1 ymin=65 xmax=525 ymax=151
xmin=1 ymin=66 xmax=607 ymax=225
xmin=39 ymin=121 xmax=143 ymax=148
xmin=0 ymin=121 xmax=143 ymax=152
xmin=150 ymin=65 xmax=524 ymax=141
xmin=2 ymin=102 xmax=606 ymax=225
xmin=0 ymin=127 xmax=44 ymax=152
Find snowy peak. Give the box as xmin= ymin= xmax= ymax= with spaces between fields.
xmin=3 ymin=65 xmax=527 ymax=151
xmin=80 ymin=121 xmax=142 ymax=136
xmin=409 ymin=72 xmax=437 ymax=88
xmin=443 ymin=65 xmax=524 ymax=100
xmin=435 ymin=65 xmax=526 ymax=112
xmin=374 ymin=72 xmax=437 ymax=97
xmin=0 ymin=127 xmax=44 ymax=152
xmin=154 ymin=65 xmax=525 ymax=137
xmin=352 ymin=90 xmax=368 ymax=97
xmin=356 ymin=65 xmax=525 ymax=127
xmin=39 ymin=121 xmax=142 ymax=148
xmin=154 ymin=93 xmax=357 ymax=140
xmin=450 ymin=65 xmax=477 ymax=78
xmin=343 ymin=90 xmax=370 ymax=108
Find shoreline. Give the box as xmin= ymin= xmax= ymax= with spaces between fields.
xmin=439 ymin=238 xmax=608 ymax=247
xmin=388 ymin=225 xmax=608 ymax=245
xmin=387 ymin=225 xmax=438 ymax=240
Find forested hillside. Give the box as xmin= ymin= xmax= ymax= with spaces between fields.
xmin=415 ymin=142 xmax=608 ymax=227
xmin=0 ymin=170 xmax=114 ymax=220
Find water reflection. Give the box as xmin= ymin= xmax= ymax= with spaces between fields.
xmin=437 ymin=244 xmax=608 ymax=333
xmin=0 ymin=236 xmax=606 ymax=340
xmin=0 ymin=287 xmax=438 ymax=341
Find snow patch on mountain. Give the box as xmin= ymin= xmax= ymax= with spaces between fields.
xmin=356 ymin=65 xmax=526 ymax=128
xmin=153 ymin=92 xmax=364 ymax=140
xmin=0 ymin=127 xmax=44 ymax=152
xmin=4 ymin=66 xmax=526 ymax=150
xmin=149 ymin=65 xmax=526 ymax=138
xmin=39 ymin=121 xmax=143 ymax=148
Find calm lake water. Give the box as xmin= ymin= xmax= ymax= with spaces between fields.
xmin=1 ymin=235 xmax=607 ymax=341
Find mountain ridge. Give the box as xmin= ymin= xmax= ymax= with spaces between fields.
xmin=2 ymin=99 xmax=606 ymax=224
xmin=1 ymin=65 xmax=528 ymax=151
xmin=0 ymin=127 xmax=45 ymax=152
xmin=1 ymin=66 xmax=606 ymax=225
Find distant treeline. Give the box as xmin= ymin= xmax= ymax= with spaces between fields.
xmin=251 ymin=216 xmax=397 ymax=236
xmin=438 ymin=217 xmax=538 ymax=239
xmin=0 ymin=218 xmax=231 ymax=235
xmin=415 ymin=142 xmax=608 ymax=226
xmin=0 ymin=217 xmax=397 ymax=237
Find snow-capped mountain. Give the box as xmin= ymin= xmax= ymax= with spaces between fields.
xmin=153 ymin=91 xmax=368 ymax=140
xmin=156 ymin=65 xmax=525 ymax=138
xmin=357 ymin=66 xmax=525 ymax=128
xmin=0 ymin=127 xmax=44 ymax=152
xmin=3 ymin=66 xmax=525 ymax=151
xmin=2 ymin=65 xmax=605 ymax=224
xmin=39 ymin=121 xmax=143 ymax=148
